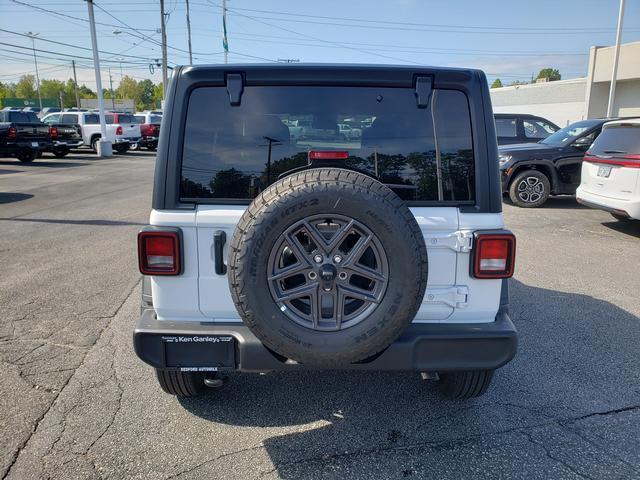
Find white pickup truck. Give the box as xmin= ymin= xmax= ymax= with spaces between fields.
xmin=41 ymin=111 xmax=141 ymax=154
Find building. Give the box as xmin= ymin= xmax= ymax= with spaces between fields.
xmin=490 ymin=41 xmax=640 ymax=126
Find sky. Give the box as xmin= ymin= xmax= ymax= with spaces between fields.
xmin=1 ymin=0 xmax=640 ymax=92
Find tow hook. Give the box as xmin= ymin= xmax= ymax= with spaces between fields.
xmin=204 ymin=375 xmax=229 ymax=389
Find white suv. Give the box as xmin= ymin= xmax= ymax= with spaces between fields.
xmin=577 ymin=118 xmax=640 ymax=221
xmin=135 ymin=65 xmax=517 ymax=400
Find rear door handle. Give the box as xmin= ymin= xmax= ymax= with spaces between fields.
xmin=214 ymin=230 xmax=227 ymax=275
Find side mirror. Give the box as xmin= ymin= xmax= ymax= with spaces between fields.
xmin=571 ymin=137 xmax=592 ymax=149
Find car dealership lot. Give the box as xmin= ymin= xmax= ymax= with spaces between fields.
xmin=1 ymin=153 xmax=639 ymax=479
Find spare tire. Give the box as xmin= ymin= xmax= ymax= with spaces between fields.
xmin=228 ymin=168 xmax=428 ymax=366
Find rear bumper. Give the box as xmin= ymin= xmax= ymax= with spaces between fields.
xmin=52 ymin=140 xmax=83 ymax=148
xmin=576 ymin=187 xmax=640 ymax=219
xmin=134 ymin=309 xmax=517 ymax=372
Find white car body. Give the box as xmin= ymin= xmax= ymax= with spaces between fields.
xmin=148 ymin=207 xmax=504 ymax=325
xmin=576 ymin=118 xmax=640 ymax=220
xmin=41 ymin=112 xmax=140 ymax=149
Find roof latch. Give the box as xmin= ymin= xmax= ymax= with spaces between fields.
xmin=415 ymin=76 xmax=433 ymax=108
xmin=226 ymin=73 xmax=244 ymax=106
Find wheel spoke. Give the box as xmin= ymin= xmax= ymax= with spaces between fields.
xmin=343 ymin=234 xmax=372 ymax=266
xmin=285 ymin=233 xmax=313 ymax=266
xmin=302 ymin=221 xmax=331 ymax=254
xmin=340 ymin=283 xmax=382 ymax=304
xmin=269 ymin=262 xmax=310 ymax=282
xmin=343 ymin=262 xmax=385 ymax=283
xmin=273 ymin=282 xmax=317 ymax=303
xmin=326 ymin=219 xmax=355 ymax=252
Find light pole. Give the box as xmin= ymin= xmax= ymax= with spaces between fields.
xmin=607 ymin=0 xmax=625 ymax=118
xmin=85 ymin=0 xmax=112 ymax=156
xmin=26 ymin=32 xmax=42 ymax=110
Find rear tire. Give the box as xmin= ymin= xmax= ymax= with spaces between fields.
xmin=155 ymin=369 xmax=207 ymax=397
xmin=114 ymin=144 xmax=129 ymax=154
xmin=439 ymin=370 xmax=494 ymax=399
xmin=53 ymin=147 xmax=69 ymax=158
xmin=91 ymin=136 xmax=100 ymax=153
xmin=508 ymin=170 xmax=551 ymax=208
xmin=16 ymin=149 xmax=36 ymax=163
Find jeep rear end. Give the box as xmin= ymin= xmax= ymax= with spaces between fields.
xmin=134 ymin=64 xmax=517 ymax=400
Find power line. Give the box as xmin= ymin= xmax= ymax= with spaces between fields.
xmin=205 ymin=0 xmax=420 ymax=65
xmin=0 ymin=28 xmax=158 ymax=62
xmin=217 ymin=5 xmax=640 ymax=34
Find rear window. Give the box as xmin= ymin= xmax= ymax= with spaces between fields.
xmin=133 ymin=115 xmax=145 ymax=124
xmin=180 ymin=86 xmax=475 ymax=204
xmin=61 ymin=114 xmax=78 ymax=124
xmin=590 ymin=124 xmax=640 ymax=155
xmin=150 ymin=115 xmax=162 ymax=124
xmin=9 ymin=111 xmax=39 ymax=123
xmin=117 ymin=114 xmax=135 ymax=124
xmin=495 ymin=118 xmax=516 ymax=137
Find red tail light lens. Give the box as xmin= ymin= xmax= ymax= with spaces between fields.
xmin=49 ymin=126 xmax=58 ymax=139
xmin=8 ymin=126 xmax=17 ymax=140
xmin=472 ymin=233 xmax=516 ymax=279
xmin=584 ymin=154 xmax=640 ymax=168
xmin=116 ymin=126 xmax=123 ymax=135
xmin=138 ymin=230 xmax=181 ymax=275
xmin=308 ymin=150 xmax=349 ymax=160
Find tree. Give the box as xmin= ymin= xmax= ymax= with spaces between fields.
xmin=152 ymin=83 xmax=163 ymax=107
xmin=0 ymin=81 xmax=17 ymax=99
xmin=116 ymin=75 xmax=138 ymax=101
xmin=15 ymin=75 xmax=36 ymax=98
xmin=78 ymin=85 xmax=96 ymax=99
xmin=490 ymin=78 xmax=503 ymax=89
xmin=136 ymin=79 xmax=155 ymax=110
xmin=536 ymin=68 xmax=561 ymax=82
xmin=39 ymin=79 xmax=65 ymax=101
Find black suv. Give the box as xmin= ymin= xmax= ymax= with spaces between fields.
xmin=494 ymin=113 xmax=559 ymax=146
xmin=499 ymin=118 xmax=618 ymax=208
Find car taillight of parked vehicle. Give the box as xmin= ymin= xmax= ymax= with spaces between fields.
xmin=140 ymin=124 xmax=154 ymax=136
xmin=138 ymin=230 xmax=182 ymax=275
xmin=472 ymin=233 xmax=516 ymax=279
xmin=7 ymin=126 xmax=17 ymax=140
xmin=584 ymin=152 xmax=640 ymax=168
xmin=49 ymin=126 xmax=58 ymax=140
xmin=116 ymin=126 xmax=123 ymax=135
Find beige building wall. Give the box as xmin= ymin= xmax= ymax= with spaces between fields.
xmin=490 ymin=41 xmax=640 ymax=124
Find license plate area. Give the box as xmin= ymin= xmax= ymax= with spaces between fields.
xmin=597 ymin=165 xmax=612 ymax=178
xmin=162 ymin=335 xmax=235 ymax=371
xmin=31 ymin=142 xmax=38 ymax=147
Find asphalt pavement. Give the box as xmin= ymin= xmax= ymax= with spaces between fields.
xmin=1 ymin=152 xmax=639 ymax=479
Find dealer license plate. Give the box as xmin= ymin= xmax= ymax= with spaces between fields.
xmin=597 ymin=165 xmax=612 ymax=178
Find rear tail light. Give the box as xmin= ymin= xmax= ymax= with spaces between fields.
xmin=116 ymin=126 xmax=123 ymax=135
xmin=584 ymin=154 xmax=640 ymax=168
xmin=8 ymin=126 xmax=17 ymax=140
xmin=472 ymin=232 xmax=516 ymax=279
xmin=138 ymin=229 xmax=182 ymax=275
xmin=49 ymin=126 xmax=58 ymax=139
xmin=308 ymin=150 xmax=349 ymax=160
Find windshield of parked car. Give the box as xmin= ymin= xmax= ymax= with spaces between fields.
xmin=8 ymin=111 xmax=40 ymax=123
xmin=181 ymin=85 xmax=475 ymax=204
xmin=540 ymin=120 xmax=601 ymax=145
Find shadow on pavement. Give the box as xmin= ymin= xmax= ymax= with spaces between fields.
xmin=178 ymin=279 xmax=640 ymax=477
xmin=0 ymin=192 xmax=34 ymax=204
xmin=503 ymin=195 xmax=588 ymax=210
xmin=0 ymin=159 xmax=87 ymax=168
xmin=0 ymin=217 xmax=146 ymax=226
xmin=602 ymin=220 xmax=640 ymax=238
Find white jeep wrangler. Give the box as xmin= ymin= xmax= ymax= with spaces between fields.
xmin=135 ymin=64 xmax=517 ymax=400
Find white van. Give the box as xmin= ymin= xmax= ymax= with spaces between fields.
xmin=577 ymin=118 xmax=640 ymax=221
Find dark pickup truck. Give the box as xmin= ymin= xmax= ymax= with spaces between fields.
xmin=0 ymin=110 xmax=51 ymax=162
xmin=41 ymin=113 xmax=84 ymax=157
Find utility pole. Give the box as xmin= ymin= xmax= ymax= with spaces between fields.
xmin=109 ymin=67 xmax=115 ymax=110
xmin=59 ymin=91 xmax=64 ymax=110
xmin=72 ymin=60 xmax=80 ymax=109
xmin=85 ymin=0 xmax=112 ymax=156
xmin=222 ymin=0 xmax=228 ymax=63
xmin=26 ymin=32 xmax=42 ymax=110
xmin=185 ymin=0 xmax=193 ymax=64
xmin=160 ymin=0 xmax=168 ymax=103
xmin=607 ymin=0 xmax=625 ymax=118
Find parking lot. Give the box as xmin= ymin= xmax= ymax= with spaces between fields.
xmin=1 ymin=151 xmax=639 ymax=479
